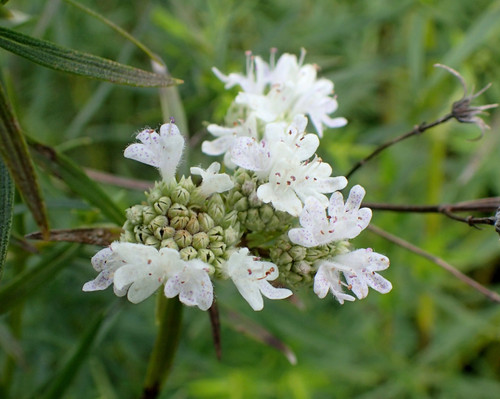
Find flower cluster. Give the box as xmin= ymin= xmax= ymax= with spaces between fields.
xmin=84 ymin=50 xmax=392 ymax=311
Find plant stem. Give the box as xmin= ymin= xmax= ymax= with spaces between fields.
xmin=368 ymin=224 xmax=500 ymax=303
xmin=346 ymin=113 xmax=453 ymax=179
xmin=141 ymin=296 xmax=183 ymax=399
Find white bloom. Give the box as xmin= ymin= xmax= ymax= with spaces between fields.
xmin=230 ymin=115 xmax=347 ymax=216
xmin=314 ymin=248 xmax=391 ymax=303
xmin=289 ymin=185 xmax=372 ymax=247
xmin=83 ymin=243 xmax=176 ymax=302
xmin=225 ymin=248 xmax=292 ymax=311
xmin=213 ymin=49 xmax=346 ymax=137
xmin=190 ymin=162 xmax=234 ymax=197
xmin=84 ymin=243 xmax=214 ymax=310
xmin=313 ymin=263 xmax=355 ymax=304
xmin=124 ymin=121 xmax=185 ymax=181
xmin=202 ymin=114 xmax=258 ymax=168
xmin=333 ymin=248 xmax=392 ymax=299
xmin=164 ymin=259 xmax=214 ymax=311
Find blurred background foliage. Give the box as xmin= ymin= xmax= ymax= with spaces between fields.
xmin=1 ymin=0 xmax=500 ymax=398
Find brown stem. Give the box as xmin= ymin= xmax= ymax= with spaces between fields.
xmin=362 ymin=198 xmax=500 ymax=227
xmin=368 ymin=224 xmax=500 ymax=303
xmin=346 ymin=113 xmax=454 ymax=179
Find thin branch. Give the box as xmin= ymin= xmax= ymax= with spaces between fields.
xmin=208 ymin=300 xmax=222 ymax=360
xmin=346 ymin=113 xmax=453 ymax=179
xmin=363 ymin=197 xmax=500 ymax=227
xmin=368 ymin=224 xmax=500 ymax=303
xmin=84 ymin=168 xmax=153 ymax=191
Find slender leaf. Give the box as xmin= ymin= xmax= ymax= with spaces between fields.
xmin=0 ymin=81 xmax=49 ymax=238
xmin=28 ymin=138 xmax=125 ymax=226
xmin=0 ymin=26 xmax=182 ymax=87
xmin=0 ymin=243 xmax=78 ymax=314
xmin=37 ymin=309 xmax=107 ymax=399
xmin=0 ymin=158 xmax=14 ymax=280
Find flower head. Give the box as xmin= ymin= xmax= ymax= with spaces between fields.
xmin=225 ymin=248 xmax=292 ymax=311
xmin=124 ymin=120 xmax=185 ymax=181
xmin=289 ymin=185 xmax=372 ymax=247
xmin=435 ymin=63 xmax=498 ymax=135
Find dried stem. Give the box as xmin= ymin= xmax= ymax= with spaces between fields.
xmin=346 ymin=113 xmax=453 ymax=179
xmin=84 ymin=168 xmax=153 ymax=191
xmin=363 ymin=197 xmax=500 ymax=227
xmin=368 ymin=224 xmax=500 ymax=303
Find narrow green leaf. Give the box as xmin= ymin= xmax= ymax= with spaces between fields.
xmin=28 ymin=138 xmax=125 ymax=226
xmin=37 ymin=309 xmax=107 ymax=399
xmin=0 ymin=81 xmax=49 ymax=239
xmin=0 ymin=243 xmax=78 ymax=314
xmin=0 ymin=26 xmax=182 ymax=87
xmin=0 ymin=158 xmax=14 ymax=281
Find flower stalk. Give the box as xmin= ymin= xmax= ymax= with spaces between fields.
xmin=141 ymin=295 xmax=183 ymax=399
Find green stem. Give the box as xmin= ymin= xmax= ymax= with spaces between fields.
xmin=141 ymin=295 xmax=183 ymax=399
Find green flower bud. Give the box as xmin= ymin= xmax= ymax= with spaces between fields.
xmin=179 ymin=175 xmax=195 ymax=191
xmin=167 ymin=203 xmax=189 ymax=218
xmin=245 ymin=208 xmax=265 ymax=231
xmin=238 ymin=211 xmax=248 ymax=223
xmin=209 ymin=241 xmax=226 ymax=256
xmin=174 ymin=230 xmax=193 ymax=248
xmin=224 ymin=226 xmax=241 ymax=246
xmin=150 ymin=215 xmax=169 ymax=230
xmin=147 ymin=185 xmax=165 ymax=204
xmin=198 ymin=212 xmax=215 ymax=232
xmin=241 ymin=179 xmax=256 ymax=195
xmin=171 ymin=186 xmax=190 ymax=205
xmin=126 ymin=205 xmax=145 ymax=225
xmin=248 ymin=192 xmax=261 ymax=207
xmin=234 ymin=197 xmax=249 ymax=212
xmin=179 ymin=246 xmax=197 ymax=261
xmin=121 ymin=230 xmax=135 ymax=243
xmin=207 ymin=226 xmax=224 ymax=242
xmin=207 ymin=193 xmax=225 ymax=222
xmin=259 ymin=204 xmax=274 ymax=224
xmin=144 ymin=235 xmax=160 ymax=247
xmin=160 ymin=238 xmax=179 ymax=250
xmin=289 ymin=245 xmax=306 ymax=261
xmin=142 ymin=206 xmax=157 ymax=225
xmin=134 ymin=225 xmax=151 ymax=244
xmin=278 ymin=251 xmax=293 ymax=265
xmin=197 ymin=248 xmax=216 ymax=264
xmin=305 ymin=246 xmax=331 ymax=262
xmin=154 ymin=197 xmax=172 ymax=215
xmin=170 ymin=215 xmax=189 ymax=230
xmin=186 ymin=215 xmax=200 ymax=235
xmin=192 ymin=232 xmax=210 ymax=249
xmin=292 ymin=260 xmax=312 ymax=276
xmin=154 ymin=226 xmax=176 ymax=240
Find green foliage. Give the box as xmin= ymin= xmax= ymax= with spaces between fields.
xmin=0 ymin=0 xmax=499 ymax=398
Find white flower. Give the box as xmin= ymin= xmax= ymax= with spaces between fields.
xmin=164 ymin=259 xmax=214 ymax=311
xmin=225 ymin=248 xmax=292 ymax=311
xmin=314 ymin=248 xmax=392 ymax=303
xmin=333 ymin=248 xmax=392 ymax=299
xmin=213 ymin=49 xmax=346 ymax=137
xmin=212 ymin=51 xmax=271 ymax=94
xmin=289 ymin=185 xmax=372 ymax=247
xmin=124 ymin=121 xmax=185 ymax=181
xmin=83 ymin=243 xmax=176 ymax=303
xmin=190 ymin=162 xmax=234 ymax=197
xmin=202 ymin=113 xmax=258 ymax=168
xmin=313 ymin=263 xmax=355 ymax=304
xmin=84 ymin=243 xmax=214 ymax=310
xmin=230 ymin=115 xmax=347 ymax=216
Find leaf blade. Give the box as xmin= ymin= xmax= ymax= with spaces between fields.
xmin=0 ymin=26 xmax=182 ymax=87
xmin=0 ymin=81 xmax=49 ymax=239
xmin=0 ymin=158 xmax=14 ymax=281
xmin=28 ymin=139 xmax=126 ymax=226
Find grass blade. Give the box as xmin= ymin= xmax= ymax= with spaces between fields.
xmin=0 ymin=81 xmax=49 ymax=239
xmin=0 ymin=26 xmax=182 ymax=87
xmin=28 ymin=138 xmax=125 ymax=226
xmin=0 ymin=158 xmax=14 ymax=281
xmin=0 ymin=243 xmax=78 ymax=314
